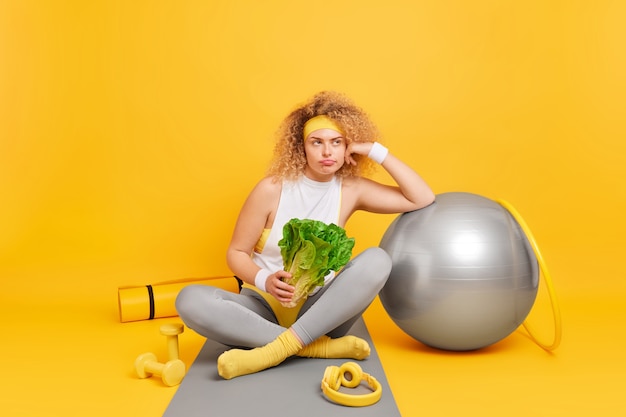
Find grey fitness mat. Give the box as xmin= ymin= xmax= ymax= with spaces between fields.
xmin=163 ymin=318 xmax=401 ymax=417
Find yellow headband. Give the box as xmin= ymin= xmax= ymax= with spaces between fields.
xmin=303 ymin=115 xmax=344 ymax=139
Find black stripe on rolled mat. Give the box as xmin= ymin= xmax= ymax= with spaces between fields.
xmin=146 ymin=285 xmax=155 ymax=320
xmin=234 ymin=276 xmax=243 ymax=293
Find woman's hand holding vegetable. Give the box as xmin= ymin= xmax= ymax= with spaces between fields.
xmin=265 ymin=270 xmax=294 ymax=305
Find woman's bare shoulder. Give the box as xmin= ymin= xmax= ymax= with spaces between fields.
xmin=340 ymin=175 xmax=389 ymax=212
xmin=341 ymin=176 xmax=369 ymax=192
xmin=249 ymin=176 xmax=282 ymax=200
xmin=339 ymin=176 xmax=367 ymax=214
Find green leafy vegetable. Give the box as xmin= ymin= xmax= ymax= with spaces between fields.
xmin=278 ymin=218 xmax=355 ymax=308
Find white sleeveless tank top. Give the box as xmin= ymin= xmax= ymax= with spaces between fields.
xmin=252 ymin=175 xmax=342 ymax=281
xmin=243 ymin=175 xmax=342 ymax=326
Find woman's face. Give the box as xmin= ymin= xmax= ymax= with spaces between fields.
xmin=303 ymin=128 xmax=346 ymax=181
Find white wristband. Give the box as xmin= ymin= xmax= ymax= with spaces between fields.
xmin=368 ymin=142 xmax=389 ymax=164
xmin=254 ymin=269 xmax=272 ymax=292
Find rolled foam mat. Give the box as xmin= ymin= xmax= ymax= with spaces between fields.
xmin=118 ymin=276 xmax=240 ymax=322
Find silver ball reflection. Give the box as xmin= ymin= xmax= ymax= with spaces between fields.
xmin=379 ymin=192 xmax=539 ymax=351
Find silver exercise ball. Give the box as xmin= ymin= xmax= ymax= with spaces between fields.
xmin=379 ymin=192 xmax=538 ymax=351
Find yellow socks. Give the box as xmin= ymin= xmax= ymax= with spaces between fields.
xmin=217 ymin=330 xmax=303 ymax=380
xmin=217 ymin=332 xmax=371 ymax=380
xmin=297 ymin=335 xmax=371 ymax=360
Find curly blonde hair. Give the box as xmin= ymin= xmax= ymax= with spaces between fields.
xmin=267 ymin=91 xmax=381 ymax=180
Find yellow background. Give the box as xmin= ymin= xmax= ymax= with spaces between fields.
xmin=1 ymin=1 xmax=624 ymax=415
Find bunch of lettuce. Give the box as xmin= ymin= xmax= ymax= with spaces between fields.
xmin=277 ymin=218 xmax=355 ymax=308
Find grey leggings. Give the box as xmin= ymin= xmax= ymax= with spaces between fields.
xmin=175 ymin=247 xmax=391 ymax=348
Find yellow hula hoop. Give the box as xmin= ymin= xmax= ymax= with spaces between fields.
xmin=495 ymin=199 xmax=562 ymax=351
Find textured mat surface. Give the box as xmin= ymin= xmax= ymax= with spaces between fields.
xmin=163 ymin=318 xmax=400 ymax=417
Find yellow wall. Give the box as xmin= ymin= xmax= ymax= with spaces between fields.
xmin=1 ymin=0 xmax=625 ymax=300
xmin=2 ymin=2 xmax=626 ymax=416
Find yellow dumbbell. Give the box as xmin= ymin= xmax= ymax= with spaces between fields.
xmin=160 ymin=323 xmax=184 ymax=361
xmin=134 ymin=352 xmax=185 ymax=387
